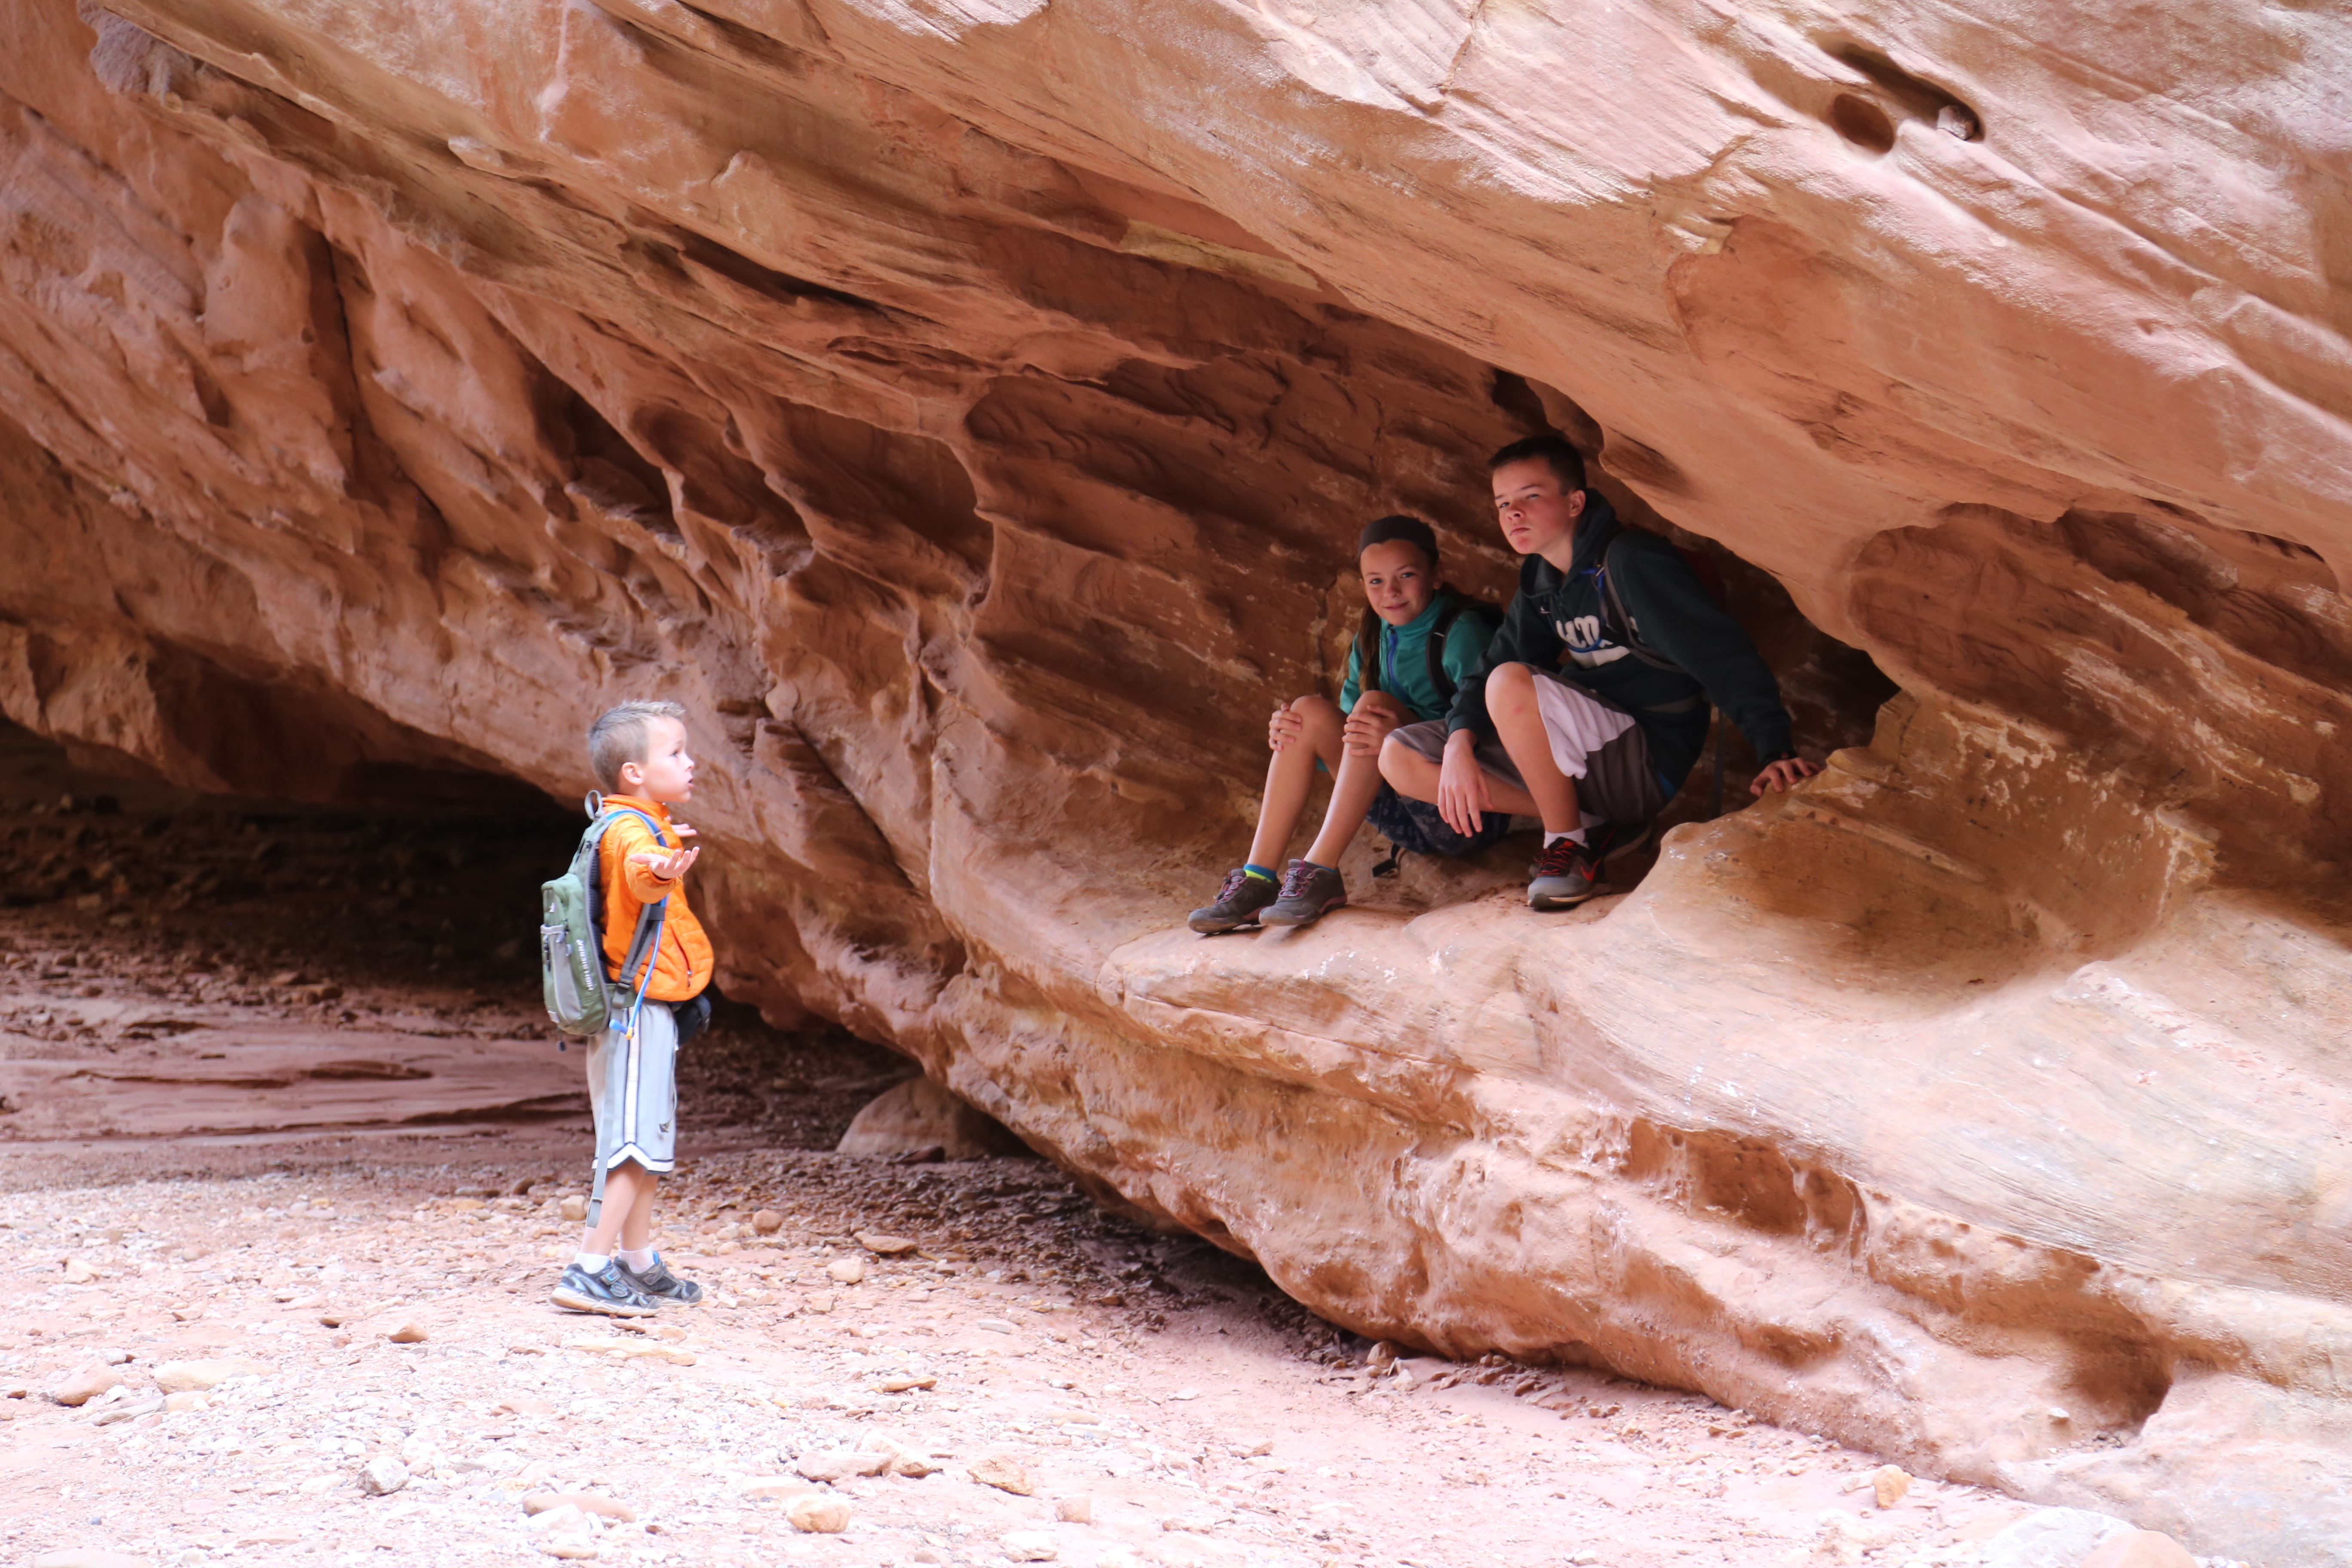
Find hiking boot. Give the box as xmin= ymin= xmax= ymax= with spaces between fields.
xmin=1261 ymin=860 xmax=1347 ymax=927
xmin=550 ymin=1258 xmax=658 ymax=1317
xmin=1188 ymin=867 xmax=1281 ymax=933
xmin=1584 ymin=818 xmax=1654 ymax=866
xmin=617 ymin=1252 xmax=703 ymax=1306
xmin=1527 ymin=837 xmax=1599 ymax=910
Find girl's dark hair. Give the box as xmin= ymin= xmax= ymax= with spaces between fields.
xmin=1357 ymin=513 xmax=1437 ymax=566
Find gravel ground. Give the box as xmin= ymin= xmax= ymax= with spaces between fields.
xmin=3 ymin=1150 xmax=2070 ymax=1568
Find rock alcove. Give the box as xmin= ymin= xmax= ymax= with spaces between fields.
xmin=2 ymin=0 xmax=2349 ymax=1558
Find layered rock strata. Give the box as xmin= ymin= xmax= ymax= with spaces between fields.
xmin=1 ymin=0 xmax=2348 ymax=1556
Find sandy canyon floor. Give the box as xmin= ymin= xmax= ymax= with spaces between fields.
xmin=0 ymin=729 xmax=2245 ymax=1568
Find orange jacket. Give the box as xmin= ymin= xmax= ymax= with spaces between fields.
xmin=597 ymin=795 xmax=712 ymax=1004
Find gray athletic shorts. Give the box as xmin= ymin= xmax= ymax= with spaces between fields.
xmin=1390 ymin=671 xmax=1669 ymax=825
xmin=587 ymin=995 xmax=679 ymax=1181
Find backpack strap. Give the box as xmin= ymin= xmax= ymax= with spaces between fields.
xmin=1593 ymin=541 xmax=1683 ymax=674
xmin=1421 ymin=592 xmax=1466 ymax=707
xmin=585 ymin=808 xmax=671 ymax=990
xmin=1594 ymin=543 xmax=1708 ymax=715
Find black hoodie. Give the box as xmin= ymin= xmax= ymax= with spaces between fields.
xmin=1445 ymin=492 xmax=1796 ymax=790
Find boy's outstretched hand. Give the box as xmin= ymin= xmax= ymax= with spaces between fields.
xmin=631 ymin=823 xmax=699 ymax=882
xmin=1750 ymin=757 xmax=1820 ymax=795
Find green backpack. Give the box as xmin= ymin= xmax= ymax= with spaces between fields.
xmin=539 ymin=793 xmax=669 ymax=1044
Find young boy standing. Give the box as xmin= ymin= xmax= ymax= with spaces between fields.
xmin=551 ymin=698 xmax=715 ymax=1317
xmin=1381 ymin=435 xmax=1817 ymax=910
xmin=1189 ymin=515 xmax=1501 ymax=932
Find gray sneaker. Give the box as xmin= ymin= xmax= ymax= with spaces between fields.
xmin=550 ymin=1258 xmax=658 ymax=1317
xmin=1527 ymin=837 xmax=1598 ymax=910
xmin=617 ymin=1252 xmax=703 ymax=1306
xmin=1261 ymin=860 xmax=1346 ymax=927
xmin=1188 ymin=867 xmax=1280 ymax=933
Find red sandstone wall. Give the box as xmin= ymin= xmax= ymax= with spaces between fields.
xmin=3 ymin=1 xmax=2350 ymax=1556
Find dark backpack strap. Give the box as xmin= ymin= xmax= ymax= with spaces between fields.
xmin=1357 ymin=604 xmax=1385 ymax=696
xmin=612 ymin=900 xmax=666 ymax=993
xmin=1421 ymin=594 xmax=1466 ymax=707
xmin=589 ymin=808 xmax=671 ymax=989
xmin=1595 ymin=541 xmax=1684 ymax=674
xmin=1596 ymin=548 xmax=1716 ymax=756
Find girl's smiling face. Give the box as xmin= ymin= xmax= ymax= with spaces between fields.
xmin=1360 ymin=539 xmax=1437 ymax=626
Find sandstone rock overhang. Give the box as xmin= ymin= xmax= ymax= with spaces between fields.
xmin=0 ymin=0 xmax=2347 ymax=1557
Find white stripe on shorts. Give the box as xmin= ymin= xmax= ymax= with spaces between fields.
xmin=1531 ymin=673 xmax=1637 ymax=781
xmin=621 ymin=1009 xmax=640 ymax=1155
xmin=586 ymin=997 xmax=679 ymax=1178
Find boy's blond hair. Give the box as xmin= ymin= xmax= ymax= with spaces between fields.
xmin=588 ymin=699 xmax=687 ymax=792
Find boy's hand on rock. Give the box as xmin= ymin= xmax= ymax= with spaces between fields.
xmin=1750 ymin=756 xmax=1820 ymax=796
xmin=631 ymin=844 xmax=700 ymax=882
xmin=1268 ymin=704 xmax=1305 ymax=753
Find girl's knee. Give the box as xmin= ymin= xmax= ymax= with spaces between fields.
xmin=1291 ymin=693 xmax=1342 ymax=729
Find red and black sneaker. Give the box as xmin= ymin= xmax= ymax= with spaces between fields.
xmin=1527 ymin=837 xmax=1599 ymax=910
xmin=1584 ymin=818 xmax=1654 ymax=866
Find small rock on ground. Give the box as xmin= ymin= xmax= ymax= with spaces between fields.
xmin=47 ymin=1366 xmax=125 ymax=1407
xmin=361 ymin=1455 xmax=409 ymax=1495
xmin=788 ymin=1494 xmax=853 ymax=1533
xmin=968 ymin=1454 xmax=1034 ymax=1495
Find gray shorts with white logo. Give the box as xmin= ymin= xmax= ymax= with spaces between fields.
xmin=586 ymin=995 xmax=679 ymax=1179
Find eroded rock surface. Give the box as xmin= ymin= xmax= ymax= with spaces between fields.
xmin=0 ymin=0 xmax=2347 ymax=1557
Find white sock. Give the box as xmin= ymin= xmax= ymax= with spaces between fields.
xmin=1544 ymin=829 xmax=1589 ymax=848
xmin=574 ymin=1251 xmax=610 ymax=1272
xmin=618 ymin=1246 xmax=655 ymax=1272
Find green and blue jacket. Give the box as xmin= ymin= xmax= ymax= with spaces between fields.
xmin=1341 ymin=590 xmax=1500 ymax=723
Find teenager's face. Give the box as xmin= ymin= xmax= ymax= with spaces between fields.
xmin=1360 ymin=539 xmax=1437 ymax=626
xmin=1491 ymin=458 xmax=1586 ymax=557
xmin=622 ymin=716 xmax=695 ymax=803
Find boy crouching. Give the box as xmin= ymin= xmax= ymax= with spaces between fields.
xmin=552 ymin=698 xmax=715 ymax=1317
